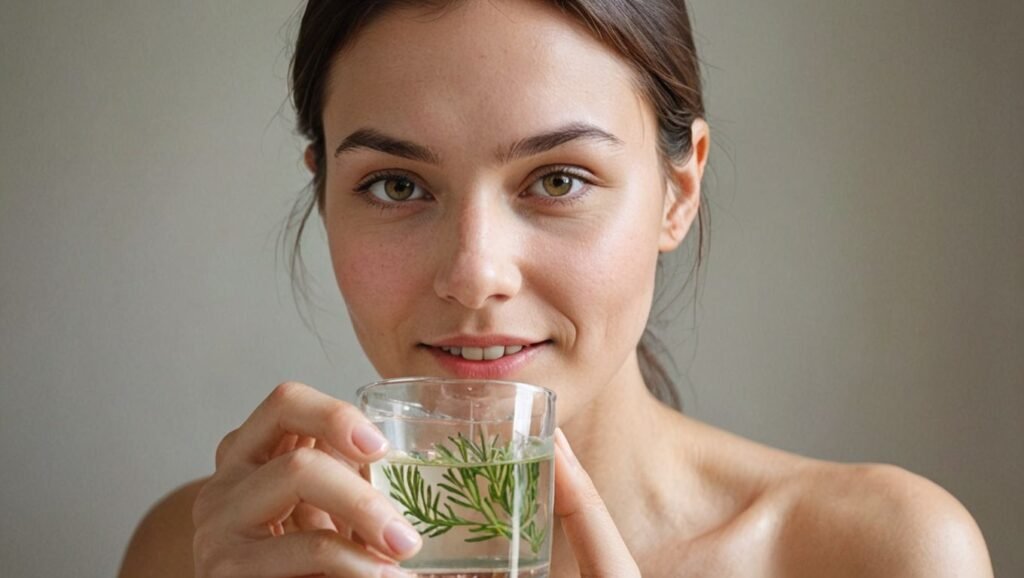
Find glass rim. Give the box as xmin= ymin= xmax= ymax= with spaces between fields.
xmin=355 ymin=376 xmax=556 ymax=403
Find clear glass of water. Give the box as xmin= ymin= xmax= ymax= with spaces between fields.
xmin=356 ymin=377 xmax=557 ymax=578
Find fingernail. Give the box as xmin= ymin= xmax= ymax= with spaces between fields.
xmin=555 ymin=428 xmax=580 ymax=470
xmin=352 ymin=423 xmax=388 ymax=455
xmin=384 ymin=520 xmax=421 ymax=556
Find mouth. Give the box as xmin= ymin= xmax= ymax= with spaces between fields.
xmin=418 ymin=340 xmax=553 ymax=379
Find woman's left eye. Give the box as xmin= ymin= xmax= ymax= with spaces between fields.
xmin=525 ymin=169 xmax=590 ymax=201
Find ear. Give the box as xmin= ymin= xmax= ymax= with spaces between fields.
xmin=303 ymin=144 xmax=318 ymax=174
xmin=659 ymin=118 xmax=710 ymax=253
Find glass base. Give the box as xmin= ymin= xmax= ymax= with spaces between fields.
xmin=402 ymin=559 xmax=549 ymax=577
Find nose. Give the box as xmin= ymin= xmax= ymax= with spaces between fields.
xmin=433 ymin=192 xmax=522 ymax=309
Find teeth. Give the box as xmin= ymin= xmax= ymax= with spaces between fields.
xmin=438 ymin=344 xmax=529 ymax=361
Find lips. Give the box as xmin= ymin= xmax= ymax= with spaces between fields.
xmin=420 ymin=339 xmax=551 ymax=379
xmin=438 ymin=344 xmax=524 ymax=361
xmin=428 ymin=335 xmax=537 ymax=348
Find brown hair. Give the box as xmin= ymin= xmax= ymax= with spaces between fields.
xmin=285 ymin=0 xmax=710 ymax=411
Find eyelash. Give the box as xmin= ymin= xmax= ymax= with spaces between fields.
xmin=352 ymin=165 xmax=595 ymax=211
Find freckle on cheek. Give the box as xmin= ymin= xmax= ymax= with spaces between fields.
xmin=338 ymin=246 xmax=414 ymax=305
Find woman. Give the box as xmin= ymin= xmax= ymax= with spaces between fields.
xmin=119 ymin=0 xmax=994 ymax=576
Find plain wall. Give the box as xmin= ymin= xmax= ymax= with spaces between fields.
xmin=1 ymin=1 xmax=1020 ymax=575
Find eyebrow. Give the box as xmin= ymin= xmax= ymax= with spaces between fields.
xmin=332 ymin=121 xmax=624 ymax=165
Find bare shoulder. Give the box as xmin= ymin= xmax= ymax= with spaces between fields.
xmin=118 ymin=476 xmax=209 ymax=578
xmin=772 ymin=461 xmax=993 ymax=578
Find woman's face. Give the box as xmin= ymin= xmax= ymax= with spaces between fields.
xmin=316 ymin=0 xmax=701 ymax=415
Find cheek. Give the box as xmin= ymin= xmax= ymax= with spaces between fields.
xmin=584 ymin=225 xmax=658 ymax=326
xmin=328 ymin=232 xmax=426 ymax=341
xmin=536 ymin=194 xmax=662 ymax=351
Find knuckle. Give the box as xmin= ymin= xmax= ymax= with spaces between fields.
xmin=323 ymin=399 xmax=357 ymax=426
xmin=565 ymin=479 xmax=609 ymax=518
xmin=269 ymin=380 xmax=306 ymax=405
xmin=580 ymin=486 xmax=609 ymax=512
xmin=351 ymin=488 xmax=387 ymax=520
xmin=214 ymin=428 xmax=239 ymax=467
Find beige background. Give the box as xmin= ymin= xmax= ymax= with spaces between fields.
xmin=1 ymin=1 xmax=1020 ymax=575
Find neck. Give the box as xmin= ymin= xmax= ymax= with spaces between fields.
xmin=557 ymin=351 xmax=705 ymax=544
xmin=559 ymin=351 xmax=664 ymax=474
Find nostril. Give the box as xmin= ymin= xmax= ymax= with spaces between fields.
xmin=431 ymin=240 xmax=522 ymax=309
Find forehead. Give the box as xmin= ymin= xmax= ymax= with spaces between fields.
xmin=321 ymin=0 xmax=655 ymax=158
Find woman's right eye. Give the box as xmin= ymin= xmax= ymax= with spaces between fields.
xmin=355 ymin=172 xmax=429 ymax=205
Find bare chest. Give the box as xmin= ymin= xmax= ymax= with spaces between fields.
xmin=547 ymin=503 xmax=783 ymax=578
xmin=635 ymin=534 xmax=778 ymax=578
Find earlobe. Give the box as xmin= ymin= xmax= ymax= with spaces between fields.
xmin=658 ymin=193 xmax=696 ymax=253
xmin=304 ymin=144 xmax=318 ymax=174
xmin=658 ymin=118 xmax=709 ymax=253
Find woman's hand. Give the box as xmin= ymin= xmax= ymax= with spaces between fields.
xmin=191 ymin=381 xmax=419 ymax=577
xmin=553 ymin=428 xmax=642 ymax=578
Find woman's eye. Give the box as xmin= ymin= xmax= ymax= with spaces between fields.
xmin=360 ymin=175 xmax=427 ymax=203
xmin=527 ymin=171 xmax=587 ymax=199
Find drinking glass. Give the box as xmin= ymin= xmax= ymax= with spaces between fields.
xmin=357 ymin=377 xmax=557 ymax=578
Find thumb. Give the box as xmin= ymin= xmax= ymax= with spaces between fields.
xmin=553 ymin=428 xmax=641 ymax=578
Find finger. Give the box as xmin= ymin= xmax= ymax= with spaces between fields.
xmin=266 ymin=435 xmax=323 ymax=535
xmin=215 ymin=447 xmax=423 ymax=560
xmin=313 ymin=438 xmax=356 ymax=538
xmin=197 ymin=530 xmax=412 ymax=578
xmin=270 ymin=433 xmax=301 ymax=460
xmin=267 ymin=519 xmax=286 ymax=537
xmin=215 ymin=430 xmax=293 ymax=482
xmin=293 ymin=501 xmax=338 ymax=532
xmin=224 ymin=381 xmax=390 ymax=468
xmin=316 ymin=438 xmax=360 ymax=473
xmin=216 ymin=428 xmax=241 ymax=469
xmin=553 ymin=428 xmax=640 ymax=578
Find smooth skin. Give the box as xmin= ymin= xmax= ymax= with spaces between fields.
xmin=119 ymin=0 xmax=994 ymax=576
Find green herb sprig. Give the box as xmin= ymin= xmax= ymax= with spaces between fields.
xmin=382 ymin=431 xmax=548 ymax=554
